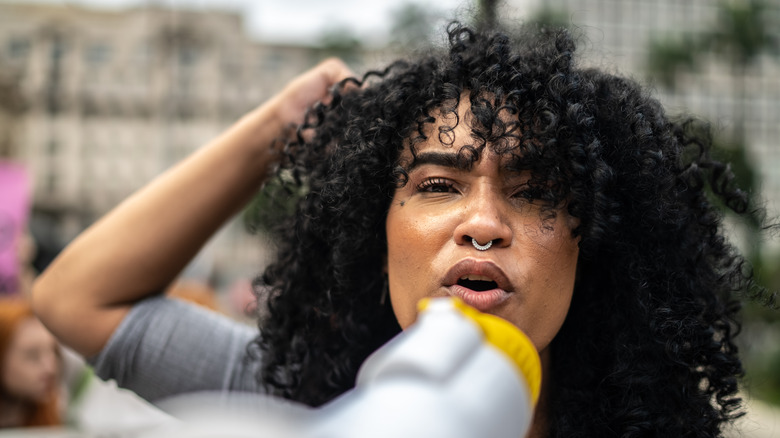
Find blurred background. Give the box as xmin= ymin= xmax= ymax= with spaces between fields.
xmin=0 ymin=0 xmax=778 ymax=434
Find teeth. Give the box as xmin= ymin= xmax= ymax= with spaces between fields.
xmin=459 ymin=274 xmax=493 ymax=282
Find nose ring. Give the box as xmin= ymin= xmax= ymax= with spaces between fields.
xmin=472 ymin=238 xmax=493 ymax=251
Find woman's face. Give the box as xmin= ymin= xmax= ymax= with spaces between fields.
xmin=2 ymin=317 xmax=60 ymax=403
xmin=385 ymin=101 xmax=580 ymax=354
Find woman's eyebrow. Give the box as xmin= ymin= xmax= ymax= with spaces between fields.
xmin=406 ymin=151 xmax=473 ymax=172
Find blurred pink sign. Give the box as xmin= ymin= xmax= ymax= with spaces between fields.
xmin=0 ymin=161 xmax=30 ymax=294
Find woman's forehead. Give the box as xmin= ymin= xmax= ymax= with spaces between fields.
xmin=401 ymin=123 xmax=528 ymax=169
xmin=399 ymin=142 xmax=532 ymax=178
xmin=395 ymin=90 xmax=547 ymax=173
xmin=408 ymin=93 xmax=527 ymax=145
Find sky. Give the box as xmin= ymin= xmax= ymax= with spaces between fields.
xmin=9 ymin=0 xmax=480 ymax=46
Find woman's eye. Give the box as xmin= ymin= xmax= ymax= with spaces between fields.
xmin=417 ymin=177 xmax=455 ymax=193
xmin=512 ymin=184 xmax=545 ymax=201
xmin=22 ymin=348 xmax=42 ymax=362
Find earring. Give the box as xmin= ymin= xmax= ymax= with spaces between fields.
xmin=380 ymin=276 xmax=389 ymax=306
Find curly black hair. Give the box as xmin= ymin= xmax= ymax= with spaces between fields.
xmin=251 ymin=22 xmax=772 ymax=437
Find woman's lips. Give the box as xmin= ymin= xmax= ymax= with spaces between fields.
xmin=442 ymin=259 xmax=514 ymax=311
xmin=446 ymin=284 xmax=511 ymax=311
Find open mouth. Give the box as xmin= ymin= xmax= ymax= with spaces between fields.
xmin=457 ymin=275 xmax=499 ymax=292
xmin=444 ymin=261 xmax=512 ymax=311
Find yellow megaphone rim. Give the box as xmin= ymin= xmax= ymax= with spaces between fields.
xmin=418 ymin=297 xmax=542 ymax=405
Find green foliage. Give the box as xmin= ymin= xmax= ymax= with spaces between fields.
xmin=743 ymin=333 xmax=780 ymax=405
xmin=529 ymin=5 xmax=570 ymax=30
xmin=315 ymin=26 xmax=363 ymax=64
xmin=243 ymin=173 xmax=306 ymax=234
xmin=748 ymin=254 xmax=780 ymax=315
xmin=712 ymin=136 xmax=762 ymax=227
xmin=475 ymin=0 xmax=499 ymax=29
xmin=646 ymin=0 xmax=776 ymax=89
xmin=678 ymin=122 xmax=759 ymax=221
xmin=647 ymin=37 xmax=698 ymax=90
xmin=706 ymin=0 xmax=778 ymax=66
xmin=644 ymin=0 xmax=776 ymax=248
xmin=642 ymin=0 xmax=780 ymax=407
xmin=740 ymin=254 xmax=780 ymax=406
xmin=389 ymin=3 xmax=446 ymax=50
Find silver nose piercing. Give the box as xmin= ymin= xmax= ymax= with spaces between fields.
xmin=472 ymin=238 xmax=493 ymax=251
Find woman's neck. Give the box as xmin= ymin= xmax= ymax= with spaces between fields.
xmin=525 ymin=348 xmax=552 ymax=438
xmin=526 ymin=395 xmax=549 ymax=438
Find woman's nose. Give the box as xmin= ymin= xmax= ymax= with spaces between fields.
xmin=42 ymin=348 xmax=59 ymax=376
xmin=453 ymin=192 xmax=513 ymax=249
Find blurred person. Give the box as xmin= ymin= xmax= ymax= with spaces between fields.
xmin=0 ymin=297 xmax=61 ymax=428
xmin=228 ymin=278 xmax=260 ymax=323
xmin=32 ymin=21 xmax=778 ymax=437
xmin=166 ymin=280 xmax=222 ymax=313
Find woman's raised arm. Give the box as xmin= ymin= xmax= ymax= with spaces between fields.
xmin=32 ymin=58 xmax=353 ymax=357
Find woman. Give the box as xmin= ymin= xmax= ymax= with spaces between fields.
xmin=33 ymin=22 xmax=773 ymax=437
xmin=0 ymin=298 xmax=61 ymax=428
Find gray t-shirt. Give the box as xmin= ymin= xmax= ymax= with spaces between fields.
xmin=88 ymin=296 xmax=264 ymax=402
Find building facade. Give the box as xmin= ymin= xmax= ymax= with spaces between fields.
xmin=0 ymin=2 xmax=354 ymax=285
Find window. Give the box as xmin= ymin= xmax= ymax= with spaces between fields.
xmin=50 ymin=36 xmax=66 ymax=61
xmin=261 ymin=50 xmax=283 ymax=73
xmin=6 ymin=38 xmax=30 ymax=60
xmin=85 ymin=43 xmax=112 ymax=66
xmin=178 ymin=46 xmax=199 ymax=67
xmin=47 ymin=139 xmax=59 ymax=156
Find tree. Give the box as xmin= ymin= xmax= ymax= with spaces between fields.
xmin=647 ymin=0 xmax=780 ymax=406
xmin=475 ymin=0 xmax=499 ymax=30
xmin=528 ymin=5 xmax=570 ymax=30
xmin=316 ymin=26 xmax=363 ymax=65
xmin=646 ymin=0 xmax=777 ymax=262
xmin=388 ymin=3 xmax=443 ymax=50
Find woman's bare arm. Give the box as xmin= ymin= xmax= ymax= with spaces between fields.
xmin=32 ymin=59 xmax=353 ymax=357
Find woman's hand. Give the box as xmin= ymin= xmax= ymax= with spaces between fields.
xmin=267 ymin=58 xmax=354 ymax=130
xmin=32 ymin=58 xmax=354 ymax=357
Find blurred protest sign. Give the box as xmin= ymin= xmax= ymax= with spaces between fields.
xmin=0 ymin=161 xmax=30 ymax=294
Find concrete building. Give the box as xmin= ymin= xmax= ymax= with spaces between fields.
xmin=0 ymin=2 xmax=355 ymax=286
